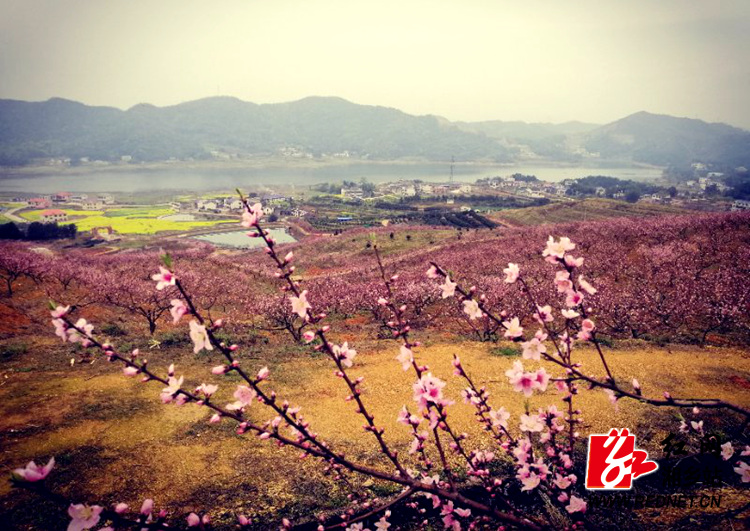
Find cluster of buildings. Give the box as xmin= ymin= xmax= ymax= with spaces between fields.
xmin=484 ymin=175 xmax=567 ymax=197
xmin=187 ymin=193 xmax=308 ymax=219
xmin=24 ymin=192 xmax=115 ymax=210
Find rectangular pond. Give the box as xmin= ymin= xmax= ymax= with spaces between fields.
xmin=194 ymin=228 xmax=296 ymax=248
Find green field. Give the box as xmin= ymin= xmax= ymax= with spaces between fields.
xmin=18 ymin=206 xmax=236 ymax=235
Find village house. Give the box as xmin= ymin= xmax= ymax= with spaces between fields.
xmin=341 ymin=186 xmax=364 ymax=200
xmin=28 ymin=197 xmax=52 ymax=208
xmin=195 ymin=200 xmax=219 ymax=211
xmin=53 ymin=192 xmax=72 ymax=203
xmin=40 ymin=209 xmax=68 ymax=223
xmin=731 ymin=199 xmax=750 ymax=211
xmin=262 ymin=194 xmax=289 ymax=205
xmin=82 ymin=199 xmax=104 ymax=210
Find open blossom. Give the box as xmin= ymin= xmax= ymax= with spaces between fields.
xmin=734 ymin=461 xmax=750 ymax=483
xmin=413 ymin=372 xmax=447 ymax=411
xmin=187 ymin=513 xmax=201 ymax=527
xmin=561 ymin=309 xmax=579 ymax=319
xmin=463 ymin=299 xmax=483 ymax=320
xmin=534 ymin=305 xmax=554 ymax=324
xmin=441 ymin=276 xmax=457 ymax=298
xmin=241 ymin=203 xmax=263 ymax=227
xmin=333 ymin=342 xmax=357 ymax=368
xmin=290 ymin=290 xmax=312 ymax=318
xmin=375 ymin=515 xmax=391 ymax=531
xmin=543 ymin=236 xmax=575 ymax=259
xmin=152 ymin=266 xmax=176 ymax=290
xmin=161 ymin=375 xmax=184 ymax=403
xmin=13 ymin=457 xmax=55 ymax=482
xmin=170 ymin=299 xmax=187 ymax=324
xmin=67 ymin=318 xmax=94 ymax=345
xmin=565 ymin=290 xmax=584 ymax=307
xmin=554 ymin=270 xmax=573 ymax=293
xmin=534 ymin=368 xmax=550 ymax=392
xmin=554 ymin=473 xmax=573 ymax=490
xmin=195 ymin=383 xmax=218 ymax=398
xmin=721 ymin=442 xmax=734 ymax=461
xmin=122 ymin=366 xmax=139 ymax=377
xmin=67 ymin=504 xmax=103 ymax=531
xmin=564 ymin=255 xmax=584 ymax=268
xmin=578 ymin=320 xmax=594 ymax=341
xmin=521 ymin=337 xmax=546 ymax=360
xmin=397 ymin=406 xmax=419 ymax=426
xmin=302 ymin=330 xmax=316 ymax=343
xmin=50 ymin=305 xmax=70 ymax=318
xmin=489 ymin=407 xmax=510 ymax=430
xmin=227 ymin=385 xmax=257 ymax=411
xmin=566 ymin=495 xmax=587 ymax=514
xmin=503 ymin=317 xmax=524 ymax=339
xmin=578 ymin=275 xmax=597 ymax=295
xmin=396 ymin=345 xmax=414 ymax=370
xmin=503 ymin=262 xmax=519 ymax=283
xmin=519 ymin=471 xmax=541 ymax=491
xmin=189 ymin=320 xmax=213 ymax=354
xmin=426 ymin=264 xmax=439 ymax=279
xmin=52 ymin=318 xmax=68 ymax=342
xmin=506 ymin=362 xmax=536 ymax=397
xmin=520 ymin=413 xmax=544 ymax=432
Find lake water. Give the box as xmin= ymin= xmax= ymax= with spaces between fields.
xmin=195 ymin=228 xmax=296 ymax=248
xmin=0 ymin=162 xmax=664 ymax=194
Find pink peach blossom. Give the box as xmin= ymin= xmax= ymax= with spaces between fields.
xmin=67 ymin=504 xmax=102 ymax=531
xmin=151 ymin=266 xmax=176 ymax=290
xmin=170 ymin=299 xmax=187 ymax=324
xmin=12 ymin=457 xmax=55 ymax=482
xmin=189 ymin=320 xmax=213 ymax=354
xmin=503 ymin=263 xmax=519 ymax=283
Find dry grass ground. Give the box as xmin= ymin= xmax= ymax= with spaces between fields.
xmin=492 ymin=198 xmax=686 ymax=227
xmin=1 ymin=326 xmax=749 ymax=529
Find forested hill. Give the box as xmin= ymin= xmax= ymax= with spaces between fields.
xmin=582 ymin=111 xmax=750 ymax=167
xmin=0 ymin=96 xmax=508 ymax=165
xmin=1 ymin=96 xmax=749 ymax=167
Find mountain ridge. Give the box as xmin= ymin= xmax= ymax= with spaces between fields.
xmin=0 ymin=96 xmax=748 ymax=167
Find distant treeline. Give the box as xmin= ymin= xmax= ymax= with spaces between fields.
xmin=376 ymin=195 xmax=549 ymax=209
xmin=0 ymin=221 xmax=77 ymax=241
xmin=566 ymin=176 xmax=664 ymax=202
xmin=415 ymin=210 xmax=498 ymax=229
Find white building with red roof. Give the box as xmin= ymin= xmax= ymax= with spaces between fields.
xmin=40 ymin=209 xmax=68 ymax=223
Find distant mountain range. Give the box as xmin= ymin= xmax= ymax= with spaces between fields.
xmin=0 ymin=96 xmax=749 ymax=168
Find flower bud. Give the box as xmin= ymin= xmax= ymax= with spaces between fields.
xmin=140 ymin=499 xmax=153 ymax=515
xmin=114 ymin=503 xmax=128 ymax=514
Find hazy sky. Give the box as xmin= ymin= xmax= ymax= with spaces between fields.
xmin=1 ymin=0 xmax=749 ymax=128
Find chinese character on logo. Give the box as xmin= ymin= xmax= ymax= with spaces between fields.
xmin=586 ymin=428 xmax=659 ymax=489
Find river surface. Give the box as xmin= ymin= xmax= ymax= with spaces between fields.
xmin=0 ymin=162 xmax=663 ymax=194
xmin=194 ymin=228 xmax=296 ymax=248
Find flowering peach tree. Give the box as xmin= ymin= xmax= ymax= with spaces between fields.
xmin=12 ymin=196 xmax=750 ymax=530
